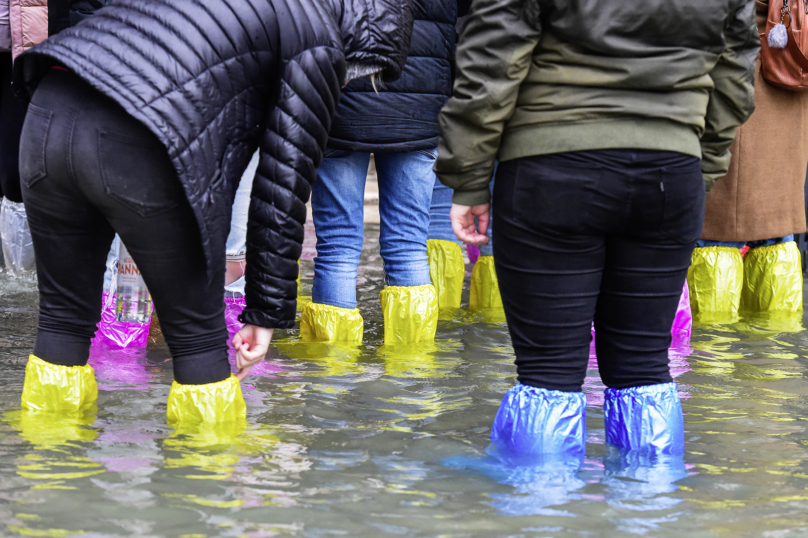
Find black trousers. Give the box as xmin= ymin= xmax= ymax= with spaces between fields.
xmin=492 ymin=150 xmax=704 ymax=392
xmin=19 ymin=69 xmax=230 ymax=385
xmin=0 ymin=52 xmax=28 ymax=202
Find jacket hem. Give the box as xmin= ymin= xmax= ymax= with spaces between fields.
xmin=498 ymin=119 xmax=702 ymax=163
xmin=700 ymin=223 xmax=808 ymax=244
xmin=327 ymin=137 xmax=439 ymax=154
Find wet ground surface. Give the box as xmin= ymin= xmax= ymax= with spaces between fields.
xmin=2 ymin=224 xmax=808 ymax=537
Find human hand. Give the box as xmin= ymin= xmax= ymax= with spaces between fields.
xmin=451 ymin=203 xmax=491 ymax=245
xmin=232 ymin=324 xmax=274 ymax=381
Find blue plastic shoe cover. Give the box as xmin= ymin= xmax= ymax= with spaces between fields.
xmin=490 ymin=384 xmax=587 ymax=458
xmin=603 ymin=382 xmax=684 ymax=456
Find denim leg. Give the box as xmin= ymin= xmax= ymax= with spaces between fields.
xmin=375 ymin=150 xmax=434 ymax=287
xmin=224 ymin=150 xmax=258 ymax=295
xmin=311 ymin=150 xmax=369 ymax=309
xmin=696 ymin=239 xmax=745 ymax=248
xmin=428 ymin=178 xmax=460 ymax=245
xmin=747 ymin=235 xmax=794 ymax=248
xmin=225 ymin=150 xmax=258 ymax=260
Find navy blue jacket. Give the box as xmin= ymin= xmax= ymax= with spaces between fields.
xmin=327 ymin=0 xmax=469 ymax=153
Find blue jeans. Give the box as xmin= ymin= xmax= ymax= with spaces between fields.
xmin=311 ymin=150 xmax=434 ymax=309
xmin=429 ymin=178 xmax=495 ymax=257
xmin=696 ymin=235 xmax=794 ymax=249
xmin=223 ymin=151 xmax=259 ymax=295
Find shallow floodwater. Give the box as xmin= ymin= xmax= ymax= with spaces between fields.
xmin=3 ymin=224 xmax=808 ymax=537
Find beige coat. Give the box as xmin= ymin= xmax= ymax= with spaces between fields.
xmin=702 ymin=0 xmax=808 ymax=242
xmin=9 ymin=0 xmax=47 ymax=59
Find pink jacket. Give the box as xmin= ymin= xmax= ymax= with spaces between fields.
xmin=9 ymin=0 xmax=47 ymax=59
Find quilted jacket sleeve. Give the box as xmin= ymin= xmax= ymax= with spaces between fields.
xmin=700 ymin=0 xmax=758 ymax=191
xmin=240 ymin=46 xmax=346 ymax=329
xmin=434 ymin=0 xmax=541 ymax=206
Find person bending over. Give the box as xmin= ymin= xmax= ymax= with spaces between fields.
xmin=13 ymin=0 xmax=412 ymax=425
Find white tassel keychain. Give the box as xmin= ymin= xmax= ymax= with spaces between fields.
xmin=769 ymin=0 xmax=791 ymax=49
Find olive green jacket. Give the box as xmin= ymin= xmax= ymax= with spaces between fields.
xmin=435 ymin=0 xmax=760 ymax=206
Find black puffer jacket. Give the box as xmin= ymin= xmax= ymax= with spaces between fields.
xmin=327 ymin=0 xmax=470 ymax=152
xmin=15 ymin=0 xmax=413 ymax=330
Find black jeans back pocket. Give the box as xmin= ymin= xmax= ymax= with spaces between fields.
xmin=19 ymin=104 xmax=53 ymax=188
xmin=511 ymin=156 xmax=601 ymax=235
xmin=659 ymin=164 xmax=705 ymax=245
xmin=99 ymin=129 xmax=183 ymax=217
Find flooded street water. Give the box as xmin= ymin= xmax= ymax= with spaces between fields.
xmin=3 ymin=224 xmax=808 ymax=537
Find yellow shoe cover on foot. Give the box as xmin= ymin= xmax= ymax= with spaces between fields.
xmin=687 ymin=247 xmax=742 ymax=316
xmin=470 ymin=256 xmax=503 ymax=310
xmin=380 ymin=284 xmax=439 ymax=344
xmin=741 ymin=242 xmax=803 ymax=312
xmin=21 ymin=355 xmax=98 ymax=414
xmin=427 ymin=239 xmax=464 ymax=309
xmin=167 ymin=375 xmax=246 ymax=426
xmin=299 ymin=302 xmax=363 ymax=343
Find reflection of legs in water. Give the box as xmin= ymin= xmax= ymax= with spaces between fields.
xmin=19 ymin=70 xmax=241 ymax=425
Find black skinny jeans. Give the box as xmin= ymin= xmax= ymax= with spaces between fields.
xmin=19 ymin=69 xmax=230 ymax=385
xmin=492 ymin=150 xmax=705 ymax=392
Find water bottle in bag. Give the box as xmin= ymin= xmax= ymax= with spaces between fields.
xmin=116 ymin=242 xmax=153 ymax=323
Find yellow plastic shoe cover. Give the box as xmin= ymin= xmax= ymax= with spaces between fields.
xmin=21 ymin=355 xmax=98 ymax=414
xmin=687 ymin=246 xmax=743 ymax=316
xmin=470 ymin=256 xmax=503 ymax=310
xmin=166 ymin=375 xmax=246 ymax=426
xmin=299 ymin=301 xmax=364 ymax=343
xmin=741 ymin=241 xmax=803 ymax=313
xmin=427 ymin=239 xmax=465 ymax=309
xmin=380 ymin=284 xmax=439 ymax=344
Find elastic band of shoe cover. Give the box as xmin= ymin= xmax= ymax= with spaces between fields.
xmin=490 ymin=384 xmax=586 ymax=457
xmin=166 ymin=374 xmax=246 ymax=425
xmin=299 ymin=302 xmax=363 ymax=343
xmin=604 ymin=382 xmax=684 ymax=455
xmin=21 ymin=354 xmax=98 ymax=413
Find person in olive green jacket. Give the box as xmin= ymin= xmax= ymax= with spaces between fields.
xmin=435 ymin=0 xmax=758 ymax=458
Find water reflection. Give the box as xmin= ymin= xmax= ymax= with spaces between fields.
xmin=89 ymin=345 xmax=153 ymax=391
xmin=602 ymin=447 xmax=688 ymax=512
xmin=4 ymin=226 xmax=808 ymax=535
xmin=445 ymin=450 xmax=586 ymax=516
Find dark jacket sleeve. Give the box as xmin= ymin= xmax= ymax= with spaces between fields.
xmin=240 ymin=46 xmax=346 ymax=329
xmin=700 ymin=0 xmax=759 ymax=191
xmin=68 ymin=0 xmax=109 ymax=27
xmin=48 ymin=0 xmax=71 ymax=35
xmin=434 ymin=0 xmax=541 ymax=206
